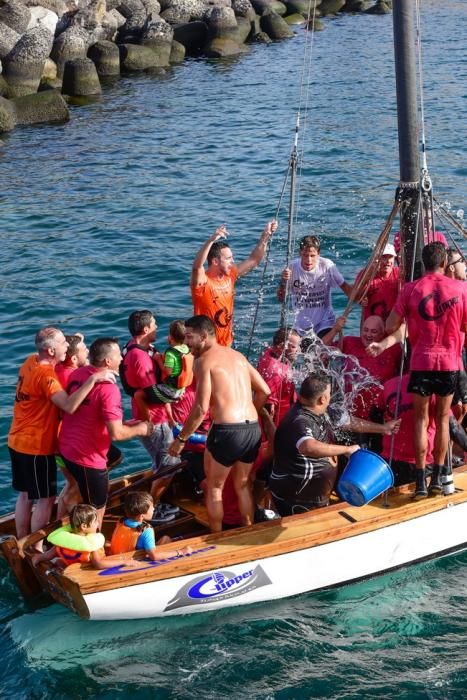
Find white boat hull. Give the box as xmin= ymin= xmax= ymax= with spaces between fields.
xmin=84 ymin=499 xmax=467 ymax=620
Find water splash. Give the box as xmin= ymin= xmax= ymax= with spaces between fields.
xmin=290 ymin=331 xmax=381 ymax=426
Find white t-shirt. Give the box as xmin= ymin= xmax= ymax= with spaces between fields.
xmin=288 ymin=256 xmax=344 ymax=334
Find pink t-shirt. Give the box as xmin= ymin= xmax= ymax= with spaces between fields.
xmin=379 ymin=375 xmax=435 ymax=464
xmin=120 ymin=342 xmax=167 ymax=423
xmin=55 ymin=363 xmax=75 ymax=389
xmin=342 ymin=336 xmax=402 ymax=419
xmin=257 ymin=348 xmax=297 ymax=426
xmin=393 ymin=273 xmax=467 ymax=371
xmin=59 ymin=366 xmax=123 ymax=469
xmin=357 ymin=267 xmax=400 ymax=321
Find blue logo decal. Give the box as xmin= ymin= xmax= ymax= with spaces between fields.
xmin=164 ymin=565 xmax=272 ymax=611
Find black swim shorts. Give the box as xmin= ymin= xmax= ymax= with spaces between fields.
xmin=9 ymin=447 xmax=57 ymax=499
xmin=62 ymin=456 xmax=109 ymax=509
xmin=206 ymin=421 xmax=261 ymax=468
xmin=408 ymin=370 xmax=459 ymax=397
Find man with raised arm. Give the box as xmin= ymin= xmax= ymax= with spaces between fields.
xmin=168 ymin=315 xmax=271 ymax=532
xmin=277 ymin=234 xmax=352 ymax=339
xmin=386 ymin=242 xmax=467 ymax=499
xmin=8 ymin=327 xmax=116 ymax=539
xmin=191 ymin=220 xmax=277 ymax=346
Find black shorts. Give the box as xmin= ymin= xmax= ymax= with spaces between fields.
xmin=9 ymin=448 xmax=57 ymax=499
xmin=206 ymin=422 xmax=261 ymax=468
xmin=62 ymin=456 xmax=109 ymax=509
xmin=408 ymin=370 xmax=459 ymax=397
xmin=271 ymin=461 xmax=337 ymax=514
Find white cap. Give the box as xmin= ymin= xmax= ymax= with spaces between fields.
xmin=382 ymin=243 xmax=396 ymax=257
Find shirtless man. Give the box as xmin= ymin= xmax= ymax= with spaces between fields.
xmin=169 ymin=315 xmax=271 ymax=532
xmin=191 ymin=220 xmax=277 ymax=346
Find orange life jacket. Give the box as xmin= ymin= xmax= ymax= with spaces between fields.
xmin=110 ymin=519 xmax=149 ymax=555
xmin=55 ymin=546 xmax=105 ymax=565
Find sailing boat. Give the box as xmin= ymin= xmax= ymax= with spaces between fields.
xmin=1 ymin=0 xmax=467 ymax=620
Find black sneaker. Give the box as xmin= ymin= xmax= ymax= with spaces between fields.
xmin=413 ymin=469 xmax=428 ymax=500
xmin=428 ymin=466 xmax=443 ymax=495
xmin=155 ymin=502 xmax=180 ymax=517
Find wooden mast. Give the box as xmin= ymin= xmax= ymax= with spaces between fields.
xmin=392 ymin=0 xmax=425 ymax=281
xmin=280 ymin=116 xmax=299 ymax=327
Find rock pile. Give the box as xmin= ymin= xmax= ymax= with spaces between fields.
xmin=0 ymin=0 xmax=392 ymax=133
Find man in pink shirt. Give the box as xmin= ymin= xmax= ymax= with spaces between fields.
xmin=257 ymin=327 xmax=300 ymax=426
xmin=386 ymin=242 xmax=467 ymax=498
xmin=55 ymin=334 xmax=89 ymax=388
xmin=355 ymin=243 xmax=400 ymax=323
xmin=120 ymin=310 xmax=181 ymax=474
xmin=324 ymin=315 xmax=402 ymax=422
xmin=59 ymin=337 xmax=153 ymax=526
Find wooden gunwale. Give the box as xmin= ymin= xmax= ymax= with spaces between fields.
xmin=63 ymin=469 xmax=467 ymax=596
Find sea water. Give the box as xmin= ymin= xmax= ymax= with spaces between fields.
xmin=1 ymin=1 xmax=466 ymax=697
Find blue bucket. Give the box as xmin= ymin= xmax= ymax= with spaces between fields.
xmin=337 ymin=449 xmax=394 ymax=507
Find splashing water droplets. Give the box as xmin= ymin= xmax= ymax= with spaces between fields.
xmin=291 ymin=331 xmax=382 ymax=427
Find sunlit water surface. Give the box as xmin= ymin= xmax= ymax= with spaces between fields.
xmin=1 ymin=1 xmax=466 ymax=697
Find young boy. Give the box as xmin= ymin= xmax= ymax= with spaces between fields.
xmin=134 ymin=320 xmax=193 ymax=426
xmin=110 ymin=491 xmax=192 ymax=561
xmin=32 ymin=504 xmax=139 ymax=569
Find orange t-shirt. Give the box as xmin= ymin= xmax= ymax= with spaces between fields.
xmin=8 ymin=354 xmax=63 ymax=455
xmin=191 ymin=267 xmax=238 ymax=346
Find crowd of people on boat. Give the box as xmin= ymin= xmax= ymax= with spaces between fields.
xmin=6 ymin=217 xmax=467 ymax=567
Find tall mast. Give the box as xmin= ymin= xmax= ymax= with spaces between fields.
xmin=280 ymin=116 xmax=300 ymax=327
xmin=392 ymin=0 xmax=424 ymax=281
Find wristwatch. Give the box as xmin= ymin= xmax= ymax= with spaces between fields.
xmin=176 ymin=434 xmax=188 ymax=443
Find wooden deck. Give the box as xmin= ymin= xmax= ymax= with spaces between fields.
xmin=63 ymin=468 xmax=467 ymax=596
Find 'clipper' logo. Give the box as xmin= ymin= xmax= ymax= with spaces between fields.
xmin=418 ymin=292 xmax=459 ymax=321
xmin=164 ymin=565 xmax=272 ymax=612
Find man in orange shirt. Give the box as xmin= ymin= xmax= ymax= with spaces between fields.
xmin=8 ymin=327 xmax=116 ymax=540
xmin=191 ymin=220 xmax=277 ymax=346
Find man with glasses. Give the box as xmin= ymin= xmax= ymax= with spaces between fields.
xmin=446 ymin=249 xmax=466 ymax=282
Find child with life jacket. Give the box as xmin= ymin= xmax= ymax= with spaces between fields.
xmin=31 ymin=504 xmax=140 ymax=569
xmin=134 ymin=320 xmax=194 ymax=428
xmin=110 ymin=491 xmax=192 ymax=560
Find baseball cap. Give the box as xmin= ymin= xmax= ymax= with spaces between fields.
xmin=382 ymin=243 xmax=396 ymax=257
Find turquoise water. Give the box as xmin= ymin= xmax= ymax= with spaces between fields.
xmin=1 ymin=1 xmax=466 ymax=697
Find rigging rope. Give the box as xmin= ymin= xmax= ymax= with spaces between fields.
xmin=246 ymin=8 xmax=319 ymax=359
xmin=244 ymin=160 xmax=291 ymax=360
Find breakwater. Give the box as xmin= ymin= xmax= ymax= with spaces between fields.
xmin=0 ymin=0 xmax=392 ymax=134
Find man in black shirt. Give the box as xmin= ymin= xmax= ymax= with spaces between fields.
xmin=270 ymin=372 xmax=400 ymax=516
